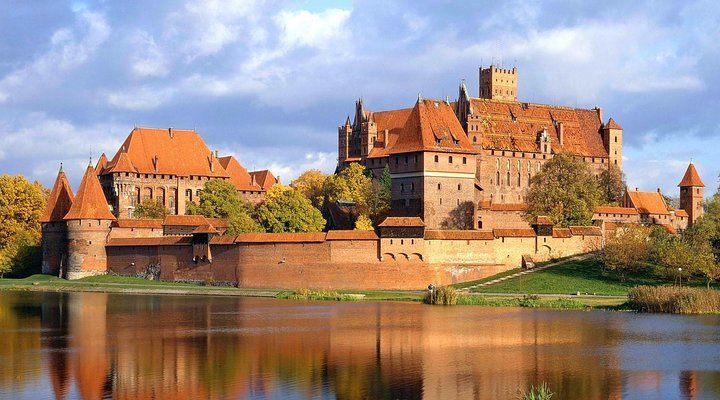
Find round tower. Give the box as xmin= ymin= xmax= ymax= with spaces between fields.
xmin=64 ymin=163 xmax=116 ymax=280
xmin=40 ymin=165 xmax=74 ymax=275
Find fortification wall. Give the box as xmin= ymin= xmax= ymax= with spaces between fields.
xmin=424 ymin=239 xmax=496 ymax=265
xmin=41 ymin=222 xmax=67 ymax=275
xmin=108 ymin=227 xmax=163 ymax=239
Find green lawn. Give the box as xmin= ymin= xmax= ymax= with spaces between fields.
xmin=469 ymin=257 xmax=659 ymax=296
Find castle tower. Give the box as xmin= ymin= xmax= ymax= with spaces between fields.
xmin=678 ymin=162 xmax=705 ymax=225
xmin=64 ymin=163 xmax=116 ymax=280
xmin=40 ymin=165 xmax=74 ymax=275
xmin=338 ymin=116 xmax=351 ymax=165
xmin=479 ymin=64 xmax=517 ymax=101
xmin=602 ymin=118 xmax=623 ymax=171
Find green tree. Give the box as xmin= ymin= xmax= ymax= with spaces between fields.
xmin=525 ymin=153 xmax=602 ymax=227
xmin=598 ymin=166 xmax=626 ymax=205
xmin=0 ymin=175 xmax=46 ymax=248
xmin=683 ymin=194 xmax=720 ymax=287
xmin=133 ymin=199 xmax=169 ymax=219
xmin=324 ymin=163 xmax=371 ymax=207
xmin=226 ymin=212 xmax=265 ymax=235
xmin=602 ymin=224 xmax=652 ymax=280
xmin=187 ymin=179 xmax=249 ymax=218
xmin=0 ymin=231 xmax=41 ymax=278
xmin=290 ymin=169 xmax=328 ymax=209
xmin=257 ymin=185 xmax=326 ymax=233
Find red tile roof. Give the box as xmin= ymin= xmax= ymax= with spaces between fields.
xmin=594 ymin=206 xmax=638 ymax=215
xmin=94 ymin=153 xmax=108 ymax=175
xmin=205 ymin=218 xmax=229 ymax=229
xmin=192 ymin=224 xmax=219 ymax=234
xmin=493 ymin=228 xmax=536 ymax=238
xmin=626 ymin=191 xmax=669 ymax=215
xmin=425 ymin=230 xmax=494 ymax=240
xmin=210 ymin=235 xmax=238 ymax=245
xmin=489 ymin=203 xmax=528 ymax=211
xmin=569 ymin=226 xmax=602 ymax=236
xmin=533 ymin=216 xmax=553 ymax=225
xmin=377 ymin=216 xmax=425 ymax=227
xmin=367 ymin=108 xmax=413 ymax=158
xmin=63 ymin=165 xmax=116 ymax=220
xmin=658 ymin=224 xmax=677 ymax=234
xmin=112 ymin=219 xmax=163 ymax=229
xmin=103 ymin=127 xmax=229 ymax=177
xmin=107 ymin=237 xmax=191 ymax=246
xmin=673 ymin=209 xmax=689 ymax=218
xmin=604 ymin=118 xmax=622 ymax=130
xmin=325 ymin=230 xmax=379 ymax=240
xmin=469 ymin=98 xmax=607 ymax=157
xmin=552 ymin=228 xmax=572 ymax=238
xmin=217 ymin=155 xmax=264 ymax=191
xmin=163 ymin=215 xmax=210 ymax=226
xmin=677 ymin=163 xmax=705 ymax=187
xmin=41 ymin=169 xmax=74 ymax=223
xmin=235 ymin=232 xmax=326 ymax=243
xmin=249 ymin=169 xmax=279 ymax=190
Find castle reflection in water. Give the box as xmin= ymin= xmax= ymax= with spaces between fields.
xmin=0 ymin=291 xmax=718 ymax=399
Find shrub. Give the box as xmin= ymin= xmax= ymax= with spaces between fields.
xmin=277 ymin=289 xmax=362 ymax=301
xmin=628 ymin=285 xmax=720 ymax=314
xmin=518 ymin=382 xmax=554 ymax=400
xmin=423 ymin=285 xmax=458 ymax=305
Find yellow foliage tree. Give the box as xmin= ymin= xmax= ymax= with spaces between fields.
xmin=290 ymin=170 xmax=328 ymax=209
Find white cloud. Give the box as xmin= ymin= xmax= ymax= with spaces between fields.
xmin=129 ymin=31 xmax=169 ymax=78
xmin=105 ymin=86 xmax=178 ymax=110
xmin=275 ymin=9 xmax=351 ymax=50
xmin=0 ymin=10 xmax=110 ymax=103
xmin=218 ymin=145 xmax=336 ymax=183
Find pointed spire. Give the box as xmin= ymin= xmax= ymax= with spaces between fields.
xmin=678 ymin=162 xmax=705 ymax=187
xmin=345 ymin=115 xmax=351 ymax=126
xmin=64 ymin=165 xmax=116 ymax=220
xmin=40 ymin=167 xmax=75 ymax=223
xmin=94 ymin=153 xmax=108 ymax=175
xmin=604 ymin=117 xmax=622 ymax=130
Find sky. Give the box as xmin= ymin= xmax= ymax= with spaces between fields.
xmin=1 ymin=0 xmax=719 ymax=198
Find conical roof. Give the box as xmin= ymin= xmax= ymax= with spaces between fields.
xmin=94 ymin=153 xmax=108 ymax=174
xmin=64 ymin=165 xmax=116 ymax=220
xmin=40 ymin=167 xmax=75 ymax=222
xmin=678 ymin=162 xmax=705 ymax=187
xmin=604 ymin=118 xmax=622 ymax=130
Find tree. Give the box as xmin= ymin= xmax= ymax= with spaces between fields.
xmin=525 ymin=153 xmax=602 ymax=227
xmin=598 ymin=166 xmax=626 ymax=205
xmin=602 ymin=224 xmax=652 ymax=280
xmin=324 ymin=163 xmax=371 ymax=208
xmin=683 ymin=194 xmax=720 ymax=287
xmin=133 ymin=199 xmax=169 ymax=219
xmin=0 ymin=175 xmax=46 ymax=248
xmin=0 ymin=231 xmax=41 ymax=278
xmin=257 ymin=185 xmax=326 ymax=233
xmin=290 ymin=170 xmax=328 ymax=209
xmin=354 ymin=214 xmax=374 ymax=231
xmin=226 ymin=212 xmax=265 ymax=235
xmin=187 ymin=179 xmax=248 ymax=218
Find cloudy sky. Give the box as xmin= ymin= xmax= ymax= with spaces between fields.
xmin=1 ymin=0 xmax=719 ymax=197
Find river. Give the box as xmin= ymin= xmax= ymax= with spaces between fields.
xmin=0 ymin=291 xmax=718 ymax=399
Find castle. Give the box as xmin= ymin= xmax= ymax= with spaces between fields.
xmin=338 ymin=65 xmax=622 ymax=230
xmin=38 ymin=65 xmax=706 ymax=289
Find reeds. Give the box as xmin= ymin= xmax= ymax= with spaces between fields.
xmin=628 ymin=285 xmax=720 ymax=314
xmin=423 ymin=285 xmax=459 ymax=305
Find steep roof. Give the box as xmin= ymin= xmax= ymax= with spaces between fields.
xmin=103 ymin=127 xmax=229 ymax=177
xmin=217 ymin=155 xmax=264 ymax=191
xmin=389 ymin=99 xmax=477 ymax=155
xmin=677 ymin=163 xmax=705 ymax=187
xmin=626 ymin=191 xmax=669 ymax=215
xmin=64 ymin=165 xmax=116 ymax=220
xmin=94 ymin=153 xmax=108 ymax=175
xmin=40 ymin=168 xmax=75 ymax=223
xmin=604 ymin=118 xmax=622 ymax=130
xmin=367 ymin=108 xmax=413 ymax=158
xmin=249 ymin=169 xmax=279 ymax=190
xmin=468 ymin=98 xmax=607 ymax=157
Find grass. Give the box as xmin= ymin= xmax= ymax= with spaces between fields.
xmin=457 ymin=294 xmax=591 ymax=310
xmin=277 ymin=289 xmax=364 ymax=301
xmin=629 ymin=285 xmax=720 ymax=314
xmin=470 ymin=257 xmax=658 ymax=296
xmin=452 ymin=267 xmax=522 ymax=289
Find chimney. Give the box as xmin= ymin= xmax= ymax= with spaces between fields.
xmin=558 ymin=122 xmax=564 ymax=146
xmin=251 ymin=173 xmax=256 ymax=186
xmin=153 ymin=154 xmax=159 ymax=173
xmin=657 ymin=188 xmax=662 ymax=194
xmin=215 ymin=150 xmax=219 ymax=158
xmin=209 ymin=152 xmax=214 ymax=173
xmin=595 ymin=107 xmax=603 ymax=123
xmin=168 ymin=127 xmax=174 ymax=139
xmin=635 ymin=187 xmax=639 ymax=192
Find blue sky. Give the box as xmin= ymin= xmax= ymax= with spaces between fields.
xmin=1 ymin=0 xmax=719 ymax=198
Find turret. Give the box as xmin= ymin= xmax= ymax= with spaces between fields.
xmin=338 ymin=116 xmax=351 ymax=165
xmin=678 ymin=162 xmax=705 ymax=225
xmin=40 ymin=165 xmax=74 ymax=275
xmin=603 ymin=118 xmax=623 ymax=171
xmin=479 ymin=64 xmax=517 ymax=101
xmin=64 ymin=163 xmax=116 ymax=279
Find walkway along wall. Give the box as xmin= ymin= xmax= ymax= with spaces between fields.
xmin=106 ymin=226 xmax=601 ymax=290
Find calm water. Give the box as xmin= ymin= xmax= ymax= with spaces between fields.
xmin=0 ymin=292 xmax=719 ymax=399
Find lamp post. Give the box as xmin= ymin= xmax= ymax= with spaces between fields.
xmin=678 ymin=268 xmax=682 ymax=287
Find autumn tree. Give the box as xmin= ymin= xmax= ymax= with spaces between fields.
xmin=290 ymin=169 xmax=328 ymax=210
xmin=683 ymin=194 xmax=720 ymax=287
xmin=324 ymin=163 xmax=390 ymax=226
xmin=602 ymin=224 xmax=652 ymax=280
xmin=0 ymin=175 xmax=46 ymax=248
xmin=598 ymin=166 xmax=626 ymax=205
xmin=257 ymin=185 xmax=326 ymax=233
xmin=525 ymin=153 xmax=602 ymax=227
xmin=226 ymin=213 xmax=265 ymax=234
xmin=187 ymin=179 xmax=250 ymax=218
xmin=133 ymin=199 xmax=169 ymax=219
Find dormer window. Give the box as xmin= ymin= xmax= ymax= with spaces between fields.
xmin=436 ymin=138 xmax=442 ymax=144
xmin=453 ymin=139 xmax=459 ymax=145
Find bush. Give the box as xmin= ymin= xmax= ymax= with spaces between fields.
xmin=423 ymin=285 xmax=458 ymax=305
xmin=628 ymin=285 xmax=720 ymax=314
xmin=518 ymin=382 xmax=554 ymax=400
xmin=277 ymin=289 xmax=362 ymax=301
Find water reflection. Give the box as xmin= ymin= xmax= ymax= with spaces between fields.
xmin=0 ymin=291 xmax=719 ymax=399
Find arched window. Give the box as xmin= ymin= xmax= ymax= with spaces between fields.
xmin=143 ymin=187 xmax=152 ymax=202
xmin=185 ymin=189 xmax=192 ymax=202
xmin=496 ymin=171 xmax=500 ymax=185
xmin=506 ymin=171 xmax=511 ymax=186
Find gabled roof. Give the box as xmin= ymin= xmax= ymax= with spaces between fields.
xmin=468 ymin=98 xmax=608 ymax=157
xmin=103 ymin=127 xmax=229 ymax=177
xmin=389 ymin=99 xmax=477 ymax=155
xmin=217 ymin=155 xmax=264 ymax=191
xmin=249 ymin=169 xmax=279 ymax=190
xmin=192 ymin=224 xmax=219 ymax=234
xmin=626 ymin=191 xmax=669 ymax=215
xmin=378 ymin=216 xmax=425 ymax=227
xmin=64 ymin=165 xmax=116 ymax=220
xmin=40 ymin=168 xmax=74 ymax=223
xmin=367 ymin=108 xmax=413 ymax=158
xmin=94 ymin=153 xmax=108 ymax=175
xmin=673 ymin=209 xmax=689 ymax=218
xmin=552 ymin=228 xmax=572 ymax=238
xmin=594 ymin=206 xmax=638 ymax=215
xmin=604 ymin=118 xmax=622 ymax=130
xmin=677 ymin=163 xmax=705 ymax=187
xmin=532 ymin=216 xmax=553 ymax=225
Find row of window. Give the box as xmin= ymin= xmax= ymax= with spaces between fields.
xmin=116 ymin=172 xmax=216 ymax=181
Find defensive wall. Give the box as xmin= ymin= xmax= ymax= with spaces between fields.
xmin=104 ymin=222 xmax=601 ymax=290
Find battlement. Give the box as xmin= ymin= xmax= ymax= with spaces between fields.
xmin=479 ymin=64 xmax=517 ymax=102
